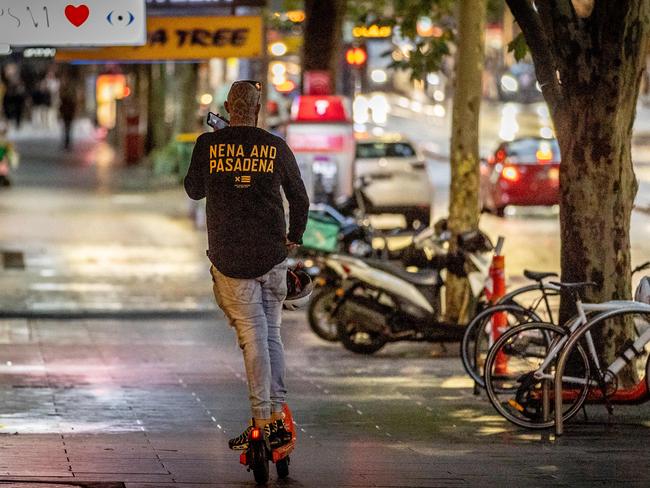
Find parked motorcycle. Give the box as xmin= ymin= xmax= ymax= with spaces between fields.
xmin=323 ymin=228 xmax=494 ymax=354
xmin=301 ymin=204 xmax=428 ymax=342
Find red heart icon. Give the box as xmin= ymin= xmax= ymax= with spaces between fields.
xmin=65 ymin=4 xmax=90 ymax=27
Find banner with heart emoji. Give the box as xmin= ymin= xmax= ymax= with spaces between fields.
xmin=0 ymin=0 xmax=149 ymax=47
xmin=65 ymin=4 xmax=90 ymax=27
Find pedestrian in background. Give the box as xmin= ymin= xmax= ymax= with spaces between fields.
xmin=2 ymin=82 xmax=26 ymax=130
xmin=59 ymin=86 xmax=77 ymax=150
xmin=31 ymin=80 xmax=52 ymax=129
xmin=45 ymin=69 xmax=61 ymax=128
xmin=184 ymin=80 xmax=309 ymax=451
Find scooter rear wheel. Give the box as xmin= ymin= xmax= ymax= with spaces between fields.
xmin=250 ymin=443 xmax=269 ymax=484
xmin=276 ymin=456 xmax=290 ymax=479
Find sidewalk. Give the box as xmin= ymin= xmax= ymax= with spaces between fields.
xmin=0 ymin=124 xmax=215 ymax=318
xmin=0 ymin=314 xmax=649 ymax=487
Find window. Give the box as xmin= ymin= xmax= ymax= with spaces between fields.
xmin=356 ymin=142 xmax=416 ymax=159
xmin=506 ymin=138 xmax=560 ymax=164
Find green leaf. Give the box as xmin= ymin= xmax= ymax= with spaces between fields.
xmin=508 ymin=32 xmax=529 ymax=62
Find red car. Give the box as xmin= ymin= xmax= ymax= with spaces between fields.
xmin=480 ymin=137 xmax=560 ymax=216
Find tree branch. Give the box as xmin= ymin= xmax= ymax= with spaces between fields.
xmin=505 ymin=1 xmax=562 ymax=113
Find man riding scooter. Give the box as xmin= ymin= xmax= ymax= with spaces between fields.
xmin=184 ymin=80 xmax=310 ymax=451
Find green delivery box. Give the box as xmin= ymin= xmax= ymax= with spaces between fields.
xmin=302 ymin=213 xmax=341 ymax=253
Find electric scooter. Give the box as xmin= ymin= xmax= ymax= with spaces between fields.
xmin=239 ymin=404 xmax=297 ymax=484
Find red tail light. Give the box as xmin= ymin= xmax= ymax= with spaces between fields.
xmin=250 ymin=427 xmax=261 ymax=440
xmin=501 ymin=165 xmax=520 ymax=182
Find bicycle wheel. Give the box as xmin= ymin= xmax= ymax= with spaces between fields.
xmin=461 ymin=303 xmax=541 ymax=388
xmin=484 ymin=322 xmax=590 ymax=429
xmin=500 ymin=283 xmax=560 ymax=324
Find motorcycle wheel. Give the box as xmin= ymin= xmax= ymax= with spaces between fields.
xmin=308 ymin=287 xmax=339 ymax=342
xmin=337 ymin=320 xmax=387 ymax=354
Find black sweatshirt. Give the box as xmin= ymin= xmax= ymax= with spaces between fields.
xmin=184 ymin=126 xmax=309 ymax=279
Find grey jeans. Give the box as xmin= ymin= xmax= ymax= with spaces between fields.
xmin=211 ymin=260 xmax=288 ymax=420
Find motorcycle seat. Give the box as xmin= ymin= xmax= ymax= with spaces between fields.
xmin=363 ymin=259 xmax=440 ymax=286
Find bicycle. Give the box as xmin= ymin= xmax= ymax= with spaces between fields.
xmin=483 ymin=270 xmax=650 ymax=429
xmin=554 ymin=287 xmax=650 ymax=435
xmin=460 ymin=270 xmax=561 ymax=389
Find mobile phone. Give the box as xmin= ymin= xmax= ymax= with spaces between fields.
xmin=207 ymin=112 xmax=229 ymax=130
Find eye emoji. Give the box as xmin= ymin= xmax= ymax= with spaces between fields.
xmin=106 ymin=10 xmax=135 ymax=27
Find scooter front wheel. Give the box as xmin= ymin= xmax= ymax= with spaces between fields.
xmin=276 ymin=456 xmax=290 ymax=479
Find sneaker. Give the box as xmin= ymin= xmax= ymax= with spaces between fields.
xmin=269 ymin=419 xmax=292 ymax=449
xmin=228 ymin=424 xmax=254 ymax=451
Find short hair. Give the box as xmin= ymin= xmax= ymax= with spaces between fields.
xmin=227 ymin=81 xmax=260 ymax=119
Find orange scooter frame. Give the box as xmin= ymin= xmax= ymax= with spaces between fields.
xmin=239 ymin=404 xmax=297 ymax=482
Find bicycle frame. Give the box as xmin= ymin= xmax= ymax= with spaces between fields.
xmin=498 ymin=281 xmax=560 ymax=325
xmin=531 ymin=300 xmax=638 ymax=383
xmin=554 ymin=302 xmax=650 ymax=435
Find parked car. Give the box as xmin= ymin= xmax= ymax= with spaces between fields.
xmin=480 ymin=137 xmax=560 ymax=216
xmin=354 ymin=134 xmax=431 ymax=227
xmin=355 ymin=134 xmax=422 ymax=176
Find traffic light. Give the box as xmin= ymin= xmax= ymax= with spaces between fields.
xmin=346 ymin=46 xmax=367 ymax=67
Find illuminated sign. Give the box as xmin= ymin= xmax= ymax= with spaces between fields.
xmin=291 ymin=96 xmax=350 ymax=123
xmin=23 ymin=47 xmax=57 ymax=58
xmin=96 ymin=74 xmax=129 ymax=129
xmin=345 ymin=47 xmax=367 ymax=66
xmin=287 ymin=133 xmax=346 ymax=153
xmin=0 ymin=0 xmax=146 ymax=47
xmin=352 ymin=25 xmax=392 ymax=39
xmin=57 ymin=16 xmax=262 ymax=61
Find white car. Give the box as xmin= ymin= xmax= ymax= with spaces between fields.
xmin=354 ymin=135 xmax=432 ymax=227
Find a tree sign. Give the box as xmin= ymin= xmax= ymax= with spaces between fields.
xmin=0 ymin=0 xmax=146 ymax=47
xmin=57 ymin=15 xmax=262 ymax=61
xmin=146 ymin=0 xmax=266 ymax=6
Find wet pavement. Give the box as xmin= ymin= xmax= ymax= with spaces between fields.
xmin=0 ymin=125 xmax=214 ymax=316
xmin=0 ymin=315 xmax=649 ymax=487
xmin=0 ymin=122 xmax=649 ymax=486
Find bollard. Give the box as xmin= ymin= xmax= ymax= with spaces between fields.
xmin=490 ymin=252 xmax=509 ymax=375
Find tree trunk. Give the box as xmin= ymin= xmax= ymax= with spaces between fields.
xmin=147 ymin=63 xmax=168 ymax=153
xmin=445 ymin=0 xmax=486 ymax=324
xmin=303 ymin=0 xmax=346 ymax=90
xmin=555 ymin=37 xmax=643 ymax=386
xmin=173 ymin=63 xmax=199 ymax=135
xmin=506 ymin=0 xmax=650 ymax=386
